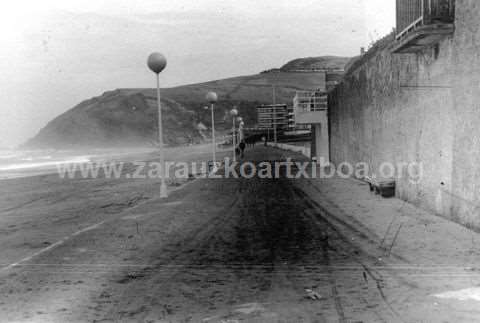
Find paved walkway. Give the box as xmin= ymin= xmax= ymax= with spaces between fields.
xmin=0 ymin=146 xmax=478 ymax=322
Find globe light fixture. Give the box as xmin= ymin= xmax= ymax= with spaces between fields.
xmin=147 ymin=53 xmax=167 ymax=74
xmin=239 ymin=120 xmax=245 ymax=142
xmin=147 ymin=52 xmax=168 ymax=198
xmin=230 ymin=107 xmax=239 ymax=162
xmin=206 ymin=91 xmax=218 ymax=104
xmin=206 ymin=92 xmax=218 ymax=172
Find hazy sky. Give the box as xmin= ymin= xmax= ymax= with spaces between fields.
xmin=0 ymin=0 xmax=395 ymax=147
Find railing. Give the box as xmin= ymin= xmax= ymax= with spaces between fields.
xmin=426 ymin=0 xmax=455 ymax=22
xmin=293 ymin=91 xmax=328 ymax=113
xmin=396 ymin=0 xmax=423 ymax=35
xmin=396 ymin=0 xmax=455 ymax=39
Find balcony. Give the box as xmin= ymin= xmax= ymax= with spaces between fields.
xmin=256 ymin=104 xmax=289 ymax=131
xmin=392 ymin=0 xmax=455 ymax=53
xmin=293 ymin=91 xmax=328 ymax=125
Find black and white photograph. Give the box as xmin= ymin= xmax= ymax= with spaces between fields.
xmin=0 ymin=0 xmax=479 ymax=322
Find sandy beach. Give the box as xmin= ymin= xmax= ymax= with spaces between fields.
xmin=0 ymin=144 xmax=231 ymax=269
xmin=0 ymin=146 xmax=479 ymax=322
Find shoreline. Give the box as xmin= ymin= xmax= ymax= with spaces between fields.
xmin=0 ymin=143 xmax=224 ymax=181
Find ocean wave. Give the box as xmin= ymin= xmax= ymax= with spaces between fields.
xmin=0 ymin=156 xmax=91 ymax=171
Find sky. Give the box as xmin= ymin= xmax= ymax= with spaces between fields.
xmin=0 ymin=0 xmax=395 ymax=148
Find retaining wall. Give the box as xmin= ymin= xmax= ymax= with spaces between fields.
xmin=328 ymin=0 xmax=480 ymax=229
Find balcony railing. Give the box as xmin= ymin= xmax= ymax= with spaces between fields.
xmin=293 ymin=91 xmax=328 ymax=125
xmin=396 ymin=0 xmax=455 ymax=40
xmin=293 ymin=91 xmax=328 ymax=113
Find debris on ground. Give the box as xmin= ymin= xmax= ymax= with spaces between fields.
xmin=305 ymin=289 xmax=324 ymax=300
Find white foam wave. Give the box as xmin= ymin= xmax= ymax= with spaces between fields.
xmin=0 ymin=156 xmax=91 ymax=171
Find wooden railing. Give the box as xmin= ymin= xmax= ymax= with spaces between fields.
xmin=396 ymin=0 xmax=455 ymax=39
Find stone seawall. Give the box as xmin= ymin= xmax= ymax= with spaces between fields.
xmin=328 ymin=0 xmax=480 ymax=229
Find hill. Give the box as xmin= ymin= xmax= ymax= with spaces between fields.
xmin=280 ymin=56 xmax=351 ymax=71
xmin=24 ymin=56 xmax=351 ymax=148
xmin=24 ymin=90 xmax=201 ymax=148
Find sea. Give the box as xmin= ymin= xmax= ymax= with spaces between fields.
xmin=0 ymin=148 xmax=156 ymax=180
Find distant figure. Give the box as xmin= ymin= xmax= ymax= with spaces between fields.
xmin=249 ymin=137 xmax=256 ymax=148
xmin=262 ymin=136 xmax=267 ymax=146
xmin=239 ymin=140 xmax=246 ymax=158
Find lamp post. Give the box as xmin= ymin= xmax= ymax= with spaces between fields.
xmin=206 ymin=91 xmax=218 ymax=171
xmin=147 ymin=52 xmax=168 ymax=198
xmin=273 ymin=117 xmax=277 ymax=145
xmin=238 ymin=117 xmax=245 ymax=142
xmin=230 ymin=107 xmax=238 ymax=162
xmin=272 ymin=106 xmax=278 ymax=145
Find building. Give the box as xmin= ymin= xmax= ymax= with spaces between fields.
xmin=292 ymin=70 xmax=343 ymax=163
xmin=293 ymin=91 xmax=329 ymax=163
xmin=286 ymin=106 xmax=295 ymax=131
xmin=256 ymin=104 xmax=289 ymax=131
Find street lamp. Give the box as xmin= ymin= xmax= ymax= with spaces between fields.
xmin=206 ymin=91 xmax=218 ymax=171
xmin=230 ymin=107 xmax=238 ymax=162
xmin=147 ymin=52 xmax=168 ymax=198
xmin=273 ymin=109 xmax=278 ymax=145
xmin=238 ymin=118 xmax=245 ymax=142
xmin=237 ymin=117 xmax=245 ymax=142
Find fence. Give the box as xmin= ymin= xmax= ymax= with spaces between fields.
xmin=293 ymin=91 xmax=328 ymax=114
xmin=396 ymin=0 xmax=455 ymax=39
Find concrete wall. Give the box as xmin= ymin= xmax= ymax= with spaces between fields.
xmin=329 ymin=0 xmax=480 ymax=229
xmin=311 ymin=120 xmax=329 ymax=164
xmin=296 ymin=110 xmax=327 ymax=124
xmin=450 ymin=0 xmax=480 ymax=229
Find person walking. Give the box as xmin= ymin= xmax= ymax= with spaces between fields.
xmin=239 ymin=140 xmax=246 ymax=159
